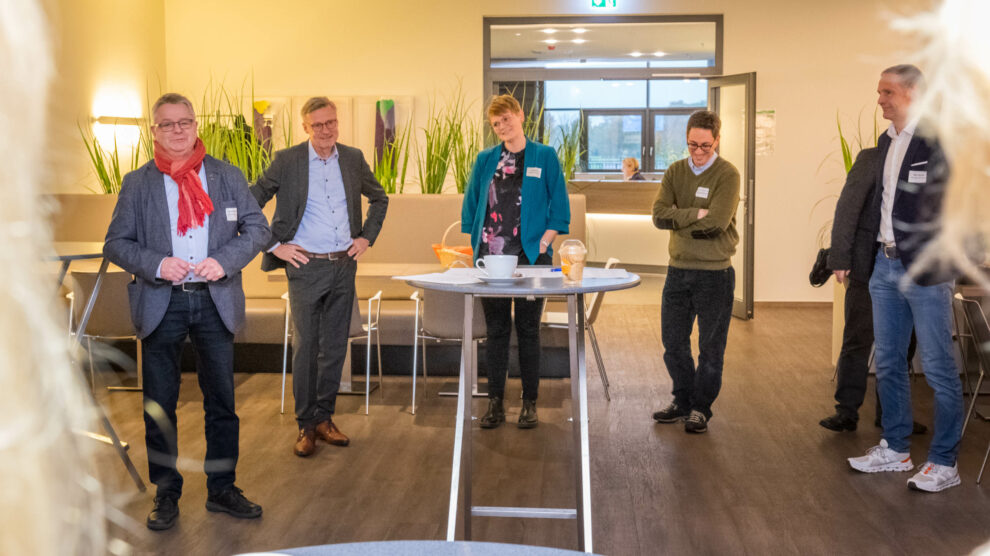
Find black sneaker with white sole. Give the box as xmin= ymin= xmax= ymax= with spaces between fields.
xmin=652 ymin=402 xmax=690 ymax=423
xmin=684 ymin=410 xmax=709 ymax=433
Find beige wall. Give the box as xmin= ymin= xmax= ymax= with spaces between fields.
xmin=49 ymin=0 xmax=165 ymax=194
xmin=49 ymin=0 xmax=938 ymax=302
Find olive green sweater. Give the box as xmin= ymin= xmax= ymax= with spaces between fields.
xmin=652 ymin=156 xmax=741 ymax=270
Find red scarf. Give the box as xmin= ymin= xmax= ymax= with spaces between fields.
xmin=154 ymin=138 xmax=213 ymax=236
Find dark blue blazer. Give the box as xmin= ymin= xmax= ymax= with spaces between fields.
xmin=865 ymin=129 xmax=949 ymax=285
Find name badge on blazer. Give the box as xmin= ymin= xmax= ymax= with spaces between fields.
xmin=908 ymin=170 xmax=927 ymax=184
xmin=226 ymin=207 xmax=237 ymax=221
xmin=526 ymin=167 xmax=542 ymax=179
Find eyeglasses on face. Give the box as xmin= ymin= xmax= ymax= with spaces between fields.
xmin=687 ymin=141 xmax=714 ymax=152
xmin=308 ymin=119 xmax=338 ymax=132
xmin=155 ymin=119 xmax=195 ymax=132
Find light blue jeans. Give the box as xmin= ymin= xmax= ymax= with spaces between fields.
xmin=870 ymin=250 xmax=962 ymax=466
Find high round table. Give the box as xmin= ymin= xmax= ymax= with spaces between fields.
xmin=405 ymin=271 xmax=640 ymax=554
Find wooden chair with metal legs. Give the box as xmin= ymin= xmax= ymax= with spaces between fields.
xmin=953 ymin=293 xmax=990 ymax=483
xmin=280 ymin=290 xmax=383 ymax=415
xmin=67 ymin=270 xmax=143 ymax=391
xmin=541 ymin=257 xmax=619 ymax=401
xmin=410 ymin=289 xmax=486 ymax=415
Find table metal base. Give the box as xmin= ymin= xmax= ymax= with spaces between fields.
xmin=338 ymin=381 xmax=381 ymax=395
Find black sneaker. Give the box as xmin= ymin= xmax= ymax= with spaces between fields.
xmin=480 ymin=397 xmax=505 ymax=429
xmin=518 ymin=399 xmax=538 ymax=429
xmin=205 ymin=486 xmax=262 ymax=519
xmin=652 ymin=402 xmax=690 ymax=423
xmin=147 ymin=495 xmax=179 ymax=531
xmin=819 ymin=413 xmax=857 ymax=432
xmin=684 ymin=410 xmax=709 ymax=433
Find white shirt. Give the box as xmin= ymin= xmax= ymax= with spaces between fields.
xmin=156 ymin=166 xmax=210 ymax=284
xmin=878 ymin=122 xmax=916 ymax=244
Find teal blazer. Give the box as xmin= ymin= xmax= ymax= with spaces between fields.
xmin=461 ymin=139 xmax=570 ymax=264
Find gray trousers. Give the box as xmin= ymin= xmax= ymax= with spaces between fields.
xmin=286 ymin=257 xmax=356 ymax=427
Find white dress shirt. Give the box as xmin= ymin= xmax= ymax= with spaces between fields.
xmin=877 ymin=122 xmax=916 ymax=244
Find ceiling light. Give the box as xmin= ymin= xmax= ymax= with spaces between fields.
xmin=653 ymin=51 xmax=667 ymax=57
xmin=629 ymin=51 xmax=643 ymax=57
xmin=544 ymin=38 xmax=558 ymax=44
xmin=572 ymin=38 xmax=587 ymax=44
xmin=572 ymin=28 xmax=587 ymax=34
xmin=542 ymin=28 xmax=557 ymax=34
xmin=515 ymin=33 xmax=521 ymax=36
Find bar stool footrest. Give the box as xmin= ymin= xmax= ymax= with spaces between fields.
xmin=471 ymin=506 xmax=577 ymax=519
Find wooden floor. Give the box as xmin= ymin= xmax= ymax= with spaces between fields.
xmin=93 ymin=299 xmax=990 ymax=555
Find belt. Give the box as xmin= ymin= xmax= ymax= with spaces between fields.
xmin=879 ymin=242 xmax=900 ymax=260
xmin=300 ymin=250 xmax=351 ymax=261
xmin=173 ymin=281 xmax=208 ymax=292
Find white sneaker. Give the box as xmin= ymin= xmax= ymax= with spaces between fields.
xmin=848 ymin=439 xmax=914 ymax=473
xmin=907 ymin=462 xmax=961 ymax=492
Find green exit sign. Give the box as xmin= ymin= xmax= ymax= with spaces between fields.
xmin=591 ymin=0 xmax=617 ymax=7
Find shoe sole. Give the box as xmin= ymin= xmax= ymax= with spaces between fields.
xmin=480 ymin=419 xmax=505 ymax=429
xmin=685 ymin=425 xmax=707 ymax=433
xmin=819 ymin=420 xmax=857 ymax=432
xmin=848 ymin=460 xmax=914 ymax=473
xmin=653 ymin=415 xmax=688 ymax=424
xmin=908 ymin=476 xmax=961 ymax=492
xmin=517 ymin=421 xmax=538 ymax=429
xmin=146 ymin=516 xmax=177 ymax=531
xmin=205 ymin=501 xmax=263 ymax=519
xmin=293 ymin=448 xmax=314 ymax=457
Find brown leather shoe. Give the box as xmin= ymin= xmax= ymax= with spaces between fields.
xmin=315 ymin=419 xmax=349 ymax=446
xmin=293 ymin=428 xmax=316 ymax=457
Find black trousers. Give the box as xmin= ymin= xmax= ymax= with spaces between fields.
xmin=481 ymin=252 xmax=550 ymax=401
xmin=833 ymin=278 xmax=918 ymax=420
xmin=661 ymin=266 xmax=735 ymax=419
xmin=286 ymin=257 xmax=356 ymax=427
xmin=142 ymin=288 xmax=238 ymax=498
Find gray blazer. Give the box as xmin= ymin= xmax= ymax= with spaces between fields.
xmin=104 ymin=156 xmax=271 ymax=338
xmin=250 ymin=141 xmax=389 ymax=271
xmin=828 ymin=147 xmax=880 ymax=284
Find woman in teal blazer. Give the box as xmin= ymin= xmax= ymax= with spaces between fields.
xmin=461 ymin=94 xmax=570 ymax=430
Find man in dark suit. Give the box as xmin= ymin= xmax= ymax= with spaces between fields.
xmin=104 ymin=93 xmax=271 ymax=530
xmin=846 ymin=65 xmax=963 ymax=493
xmin=251 ymin=96 xmax=388 ymax=457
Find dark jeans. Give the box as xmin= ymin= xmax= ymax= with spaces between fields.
xmin=142 ymin=288 xmax=238 ymax=499
xmin=834 ymin=278 xmax=874 ymax=419
xmin=286 ymin=257 xmax=357 ymax=427
xmin=661 ymin=266 xmax=735 ymax=419
xmin=482 ymin=252 xmax=550 ymax=401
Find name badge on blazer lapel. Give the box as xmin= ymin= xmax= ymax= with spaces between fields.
xmin=526 ymin=167 xmax=542 ymax=179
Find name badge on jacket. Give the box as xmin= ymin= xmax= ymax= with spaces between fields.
xmin=908 ymin=170 xmax=927 ymax=184
xmin=526 ymin=167 xmax=542 ymax=179
xmin=226 ymin=207 xmax=237 ymax=221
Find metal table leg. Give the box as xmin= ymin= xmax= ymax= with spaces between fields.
xmin=568 ymin=293 xmax=593 ymax=553
xmin=447 ymin=293 xmax=474 ymax=541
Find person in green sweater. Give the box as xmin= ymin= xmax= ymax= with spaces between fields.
xmin=650 ymin=110 xmax=740 ymax=433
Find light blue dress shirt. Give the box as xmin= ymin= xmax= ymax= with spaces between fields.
xmin=157 ymin=165 xmax=210 ymax=283
xmin=291 ymin=141 xmax=353 ymax=253
xmin=688 ymin=151 xmax=719 ymax=176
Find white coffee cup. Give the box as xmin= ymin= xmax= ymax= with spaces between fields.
xmin=475 ymin=255 xmax=517 ymax=278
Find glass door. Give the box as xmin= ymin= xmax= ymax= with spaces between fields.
xmin=708 ymin=73 xmax=755 ymax=319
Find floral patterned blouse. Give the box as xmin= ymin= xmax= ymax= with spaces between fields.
xmin=478 ymin=146 xmax=525 ymax=257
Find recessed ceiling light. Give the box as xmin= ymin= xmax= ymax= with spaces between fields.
xmin=572 ymin=28 xmax=587 ymax=34
xmin=542 ymin=28 xmax=557 ymax=34
xmin=653 ymin=51 xmax=667 ymax=57
xmin=629 ymin=51 xmax=643 ymax=57
xmin=544 ymin=38 xmax=558 ymax=44
xmin=515 ymin=33 xmax=521 ymax=36
xmin=572 ymin=38 xmax=587 ymax=44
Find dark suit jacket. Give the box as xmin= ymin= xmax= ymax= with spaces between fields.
xmin=250 ymin=141 xmax=389 ymax=271
xmin=104 ymin=156 xmax=272 ymax=338
xmin=863 ymin=130 xmax=949 ymax=285
xmin=828 ymin=147 xmax=880 ymax=284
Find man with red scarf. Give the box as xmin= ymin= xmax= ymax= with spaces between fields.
xmin=104 ymin=93 xmax=271 ymax=530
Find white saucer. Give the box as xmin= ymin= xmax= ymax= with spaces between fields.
xmin=479 ymin=273 xmax=524 ymax=286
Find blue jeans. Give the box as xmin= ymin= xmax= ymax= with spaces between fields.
xmin=870 ymin=251 xmax=962 ymax=466
xmin=661 ymin=266 xmax=735 ymax=419
xmin=141 ymin=288 xmax=238 ymax=498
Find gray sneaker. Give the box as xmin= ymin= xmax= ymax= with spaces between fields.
xmin=684 ymin=410 xmax=709 ymax=433
xmin=652 ymin=402 xmax=690 ymax=423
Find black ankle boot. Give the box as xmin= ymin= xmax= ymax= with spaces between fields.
xmin=518 ymin=399 xmax=538 ymax=429
xmin=480 ymin=397 xmax=505 ymax=429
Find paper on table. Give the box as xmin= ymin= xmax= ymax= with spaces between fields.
xmin=393 ymin=267 xmax=482 ymax=285
xmin=581 ymin=267 xmax=629 ymax=279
